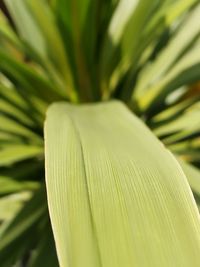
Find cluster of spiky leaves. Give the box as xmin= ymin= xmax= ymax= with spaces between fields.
xmin=0 ymin=0 xmax=200 ymax=266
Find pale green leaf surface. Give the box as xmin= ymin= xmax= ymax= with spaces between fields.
xmin=178 ymin=159 xmax=200 ymax=197
xmin=45 ymin=101 xmax=200 ymax=267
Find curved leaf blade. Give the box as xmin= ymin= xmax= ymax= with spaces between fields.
xmin=45 ymin=101 xmax=200 ymax=267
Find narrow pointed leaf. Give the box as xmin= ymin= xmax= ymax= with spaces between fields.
xmin=28 ymin=224 xmax=59 ymax=267
xmin=0 ymin=145 xmax=43 ymax=167
xmin=0 ymin=187 xmax=46 ymax=266
xmin=134 ymin=4 xmax=200 ymax=102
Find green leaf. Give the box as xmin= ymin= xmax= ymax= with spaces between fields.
xmin=153 ymin=102 xmax=200 ymax=144
xmin=0 ymin=132 xmax=21 ymax=145
xmin=120 ymin=0 xmax=158 ymax=65
xmin=0 ymin=161 xmax=42 ymax=196
xmin=0 ymin=176 xmax=39 ymax=196
xmin=134 ymin=4 xmax=200 ymax=110
xmin=0 ymin=191 xmax=31 ymax=222
xmin=0 ymin=11 xmax=22 ymax=49
xmin=4 ymin=0 xmax=46 ymax=58
xmin=45 ymin=101 xmax=200 ymax=267
xmin=101 ymin=0 xmax=156 ymax=93
xmin=0 ymin=145 xmax=43 ymax=167
xmin=107 ymin=0 xmax=139 ymax=46
xmin=5 ymin=0 xmax=78 ymax=102
xmin=0 ymin=187 xmax=46 ymax=266
xmin=0 ymin=84 xmax=33 ymax=113
xmin=0 ymin=98 xmax=35 ymax=127
xmin=178 ymin=159 xmax=200 ymax=198
xmin=150 ymin=96 xmax=199 ymax=124
xmin=0 ymin=115 xmax=42 ymax=145
xmin=0 ymin=50 xmax=62 ymax=104
xmin=101 ymin=1 xmax=198 ymax=99
xmin=54 ymin=0 xmax=102 ymax=101
xmin=142 ymin=0 xmax=198 ymax=43
xmin=28 ymin=223 xmax=59 ymax=267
